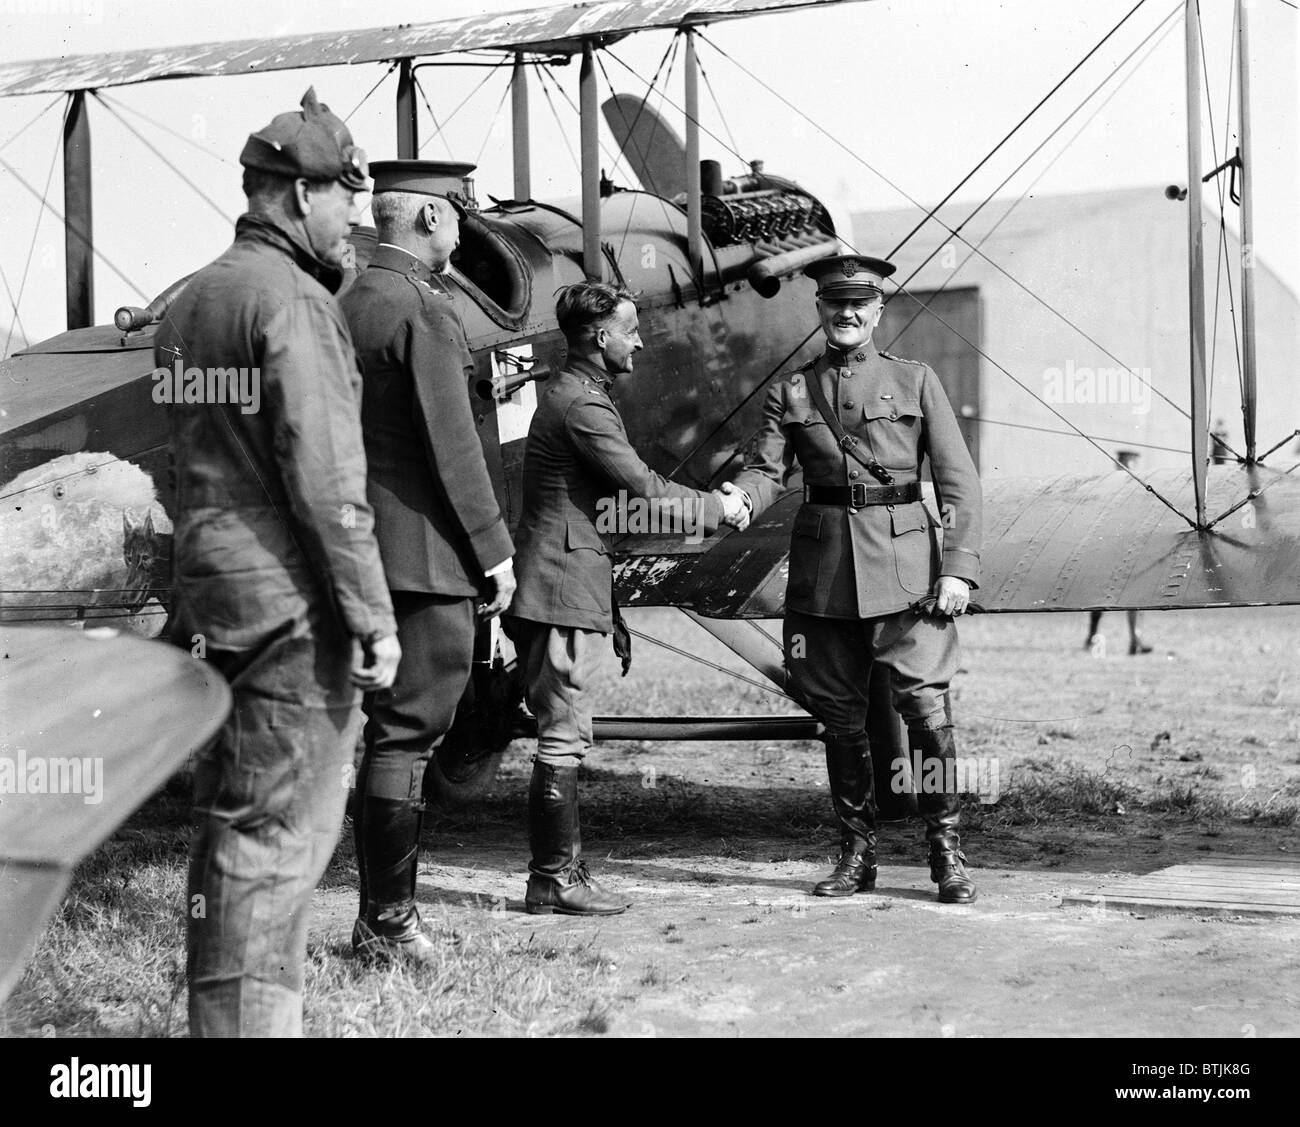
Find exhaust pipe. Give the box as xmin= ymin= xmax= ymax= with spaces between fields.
xmin=747 ymin=239 xmax=839 ymax=298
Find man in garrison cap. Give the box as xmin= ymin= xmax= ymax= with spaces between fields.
xmin=341 ymin=160 xmax=515 ymax=962
xmin=731 ymin=253 xmax=983 ymax=904
xmin=157 ymin=88 xmax=401 ymax=1037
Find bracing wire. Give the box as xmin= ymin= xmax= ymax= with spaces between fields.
xmin=670 ymin=4 xmax=1212 ymax=489
xmin=603 ymin=30 xmax=680 ymax=186
xmin=412 ymin=72 xmax=457 ymax=161
xmin=343 ymin=61 xmax=398 ymax=124
xmin=417 ymin=61 xmax=507 ymax=156
xmin=98 ymin=92 xmax=233 ymax=166
xmin=4 ymin=97 xmax=68 ymax=360
xmin=1198 ymin=0 xmax=1245 ymax=429
xmin=474 ymin=67 xmax=515 ymax=166
xmin=92 ymin=92 xmax=235 ymax=226
xmin=592 ymin=49 xmax=692 ymax=266
xmin=881 ymin=7 xmax=1212 ymax=443
xmin=0 ymin=94 xmax=62 ymax=154
xmin=532 ymin=62 xmax=580 ymax=174
xmin=0 ymin=151 xmax=149 ymax=303
xmin=0 ymin=259 xmax=29 ymax=354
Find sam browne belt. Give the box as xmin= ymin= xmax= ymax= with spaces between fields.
xmin=803 ymin=482 xmax=922 ymax=507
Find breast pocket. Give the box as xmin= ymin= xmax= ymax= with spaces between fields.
xmin=559 ymin=519 xmax=613 ymax=613
xmin=863 ymin=395 xmax=924 ymax=473
xmin=782 ymin=408 xmax=839 ymax=473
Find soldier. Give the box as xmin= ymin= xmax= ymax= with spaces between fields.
xmin=341 ymin=160 xmax=515 ymax=961
xmin=732 ymin=254 xmax=981 ymax=904
xmin=505 ymin=282 xmax=748 ymax=916
xmin=159 ymin=89 xmax=401 ymax=1036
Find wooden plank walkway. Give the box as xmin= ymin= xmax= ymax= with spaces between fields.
xmin=1062 ymin=855 xmax=1300 ymax=919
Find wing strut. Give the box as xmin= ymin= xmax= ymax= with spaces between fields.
xmin=396 ymin=59 xmax=418 ymax=159
xmin=1184 ymin=0 xmax=1209 ymax=527
xmin=63 ymin=90 xmax=92 ymax=330
xmin=683 ymin=27 xmax=703 ymax=284
xmin=511 ymin=53 xmax=531 ymax=200
xmin=1235 ymin=0 xmax=1257 ymax=463
xmin=580 ymin=41 xmax=602 ymax=281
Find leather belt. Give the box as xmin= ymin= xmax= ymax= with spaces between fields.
xmin=803 ymin=482 xmax=921 ymax=507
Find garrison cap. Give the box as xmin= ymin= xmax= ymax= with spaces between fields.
xmin=369 ymin=159 xmax=477 ymax=219
xmin=804 ymin=253 xmax=896 ymax=299
xmin=240 ymin=87 xmax=369 ymax=190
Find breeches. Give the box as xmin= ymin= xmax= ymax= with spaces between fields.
xmin=359 ymin=592 xmax=476 ymax=802
xmin=508 ymin=619 xmax=601 ymax=765
xmin=784 ymin=608 xmax=959 ymax=736
xmin=188 ymin=619 xmax=361 ymax=1038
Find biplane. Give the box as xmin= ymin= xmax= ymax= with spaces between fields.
xmin=0 ymin=0 xmax=1296 ymax=815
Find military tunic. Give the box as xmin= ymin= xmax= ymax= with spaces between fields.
xmin=507 ymin=357 xmax=725 ymax=763
xmin=342 ymin=244 xmax=514 ymax=801
xmin=159 ymin=213 xmax=396 ymax=1037
xmin=734 ymin=339 xmax=982 ymax=732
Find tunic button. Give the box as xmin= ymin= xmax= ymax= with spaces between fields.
xmin=849 ymin=470 xmax=860 ymax=479
xmin=843 ymin=400 xmax=855 ymax=409
xmin=887 ymin=504 xmax=895 ymax=511
xmin=890 ymin=410 xmax=898 ymax=419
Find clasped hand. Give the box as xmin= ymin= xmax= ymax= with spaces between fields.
xmin=713 ymin=481 xmax=751 ymax=531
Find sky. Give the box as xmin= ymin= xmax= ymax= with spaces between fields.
xmin=0 ymin=0 xmax=1295 ymax=351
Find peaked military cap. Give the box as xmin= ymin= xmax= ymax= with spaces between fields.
xmin=240 ymin=87 xmax=369 ymax=190
xmin=369 ymin=159 xmax=477 ymax=219
xmin=804 ymin=253 xmax=896 ymax=299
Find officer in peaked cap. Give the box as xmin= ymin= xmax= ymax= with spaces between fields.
xmin=803 ymin=253 xmax=896 ymax=298
xmin=367 ymin=158 xmax=477 ymax=219
xmin=161 ymin=89 xmax=399 ymax=1037
xmin=340 ymin=159 xmax=515 ymax=962
xmin=732 ymin=251 xmax=984 ymax=905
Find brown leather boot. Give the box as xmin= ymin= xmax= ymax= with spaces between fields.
xmin=910 ymin=724 xmax=977 ymax=904
xmin=351 ymin=795 xmax=439 ymax=964
xmin=813 ymin=733 xmax=878 ymax=897
xmin=524 ymin=761 xmax=628 ymax=916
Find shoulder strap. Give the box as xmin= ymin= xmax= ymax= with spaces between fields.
xmin=802 ymin=361 xmax=895 ymax=485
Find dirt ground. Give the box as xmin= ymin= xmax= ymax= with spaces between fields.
xmin=313 ymin=606 xmax=1300 ymax=1038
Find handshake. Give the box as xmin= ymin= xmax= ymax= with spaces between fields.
xmin=712 ymin=481 xmax=752 ymax=531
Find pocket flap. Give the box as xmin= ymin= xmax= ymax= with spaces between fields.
xmin=890 ymin=505 xmax=928 ymax=536
xmin=566 ymin=520 xmax=610 ymax=554
xmin=864 ymin=396 xmax=924 ymax=421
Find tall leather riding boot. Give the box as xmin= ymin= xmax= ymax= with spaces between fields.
xmin=524 ymin=761 xmax=628 ymax=916
xmin=813 ymin=732 xmax=878 ymax=897
xmin=351 ymin=796 xmax=439 ymax=963
xmin=909 ymin=724 xmax=977 ymax=904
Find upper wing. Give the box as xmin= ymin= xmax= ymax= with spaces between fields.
xmin=0 ymin=0 xmax=872 ymax=97
xmin=614 ymin=464 xmax=1300 ymax=615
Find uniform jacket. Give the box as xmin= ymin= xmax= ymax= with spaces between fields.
xmin=733 ymin=340 xmax=982 ymax=619
xmin=509 ymin=358 xmax=725 ymax=632
xmin=157 ymin=213 xmax=395 ymax=651
xmin=341 ymin=245 xmax=513 ymax=596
